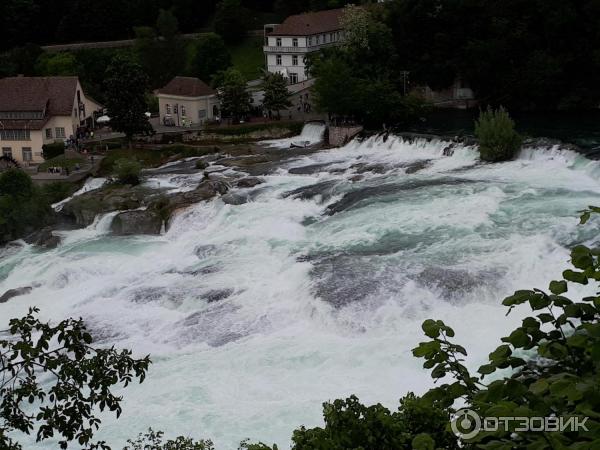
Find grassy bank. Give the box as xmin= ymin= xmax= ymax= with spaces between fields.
xmin=227 ymin=36 xmax=264 ymax=80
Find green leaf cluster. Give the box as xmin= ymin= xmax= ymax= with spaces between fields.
xmin=474 ymin=107 xmax=523 ymax=162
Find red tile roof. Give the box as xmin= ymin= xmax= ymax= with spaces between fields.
xmin=0 ymin=76 xmax=79 ymax=116
xmin=157 ymin=77 xmax=215 ymax=97
xmin=268 ymin=8 xmax=345 ymax=36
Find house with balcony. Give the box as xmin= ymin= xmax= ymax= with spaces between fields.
xmin=0 ymin=76 xmax=102 ymax=165
xmin=264 ymin=8 xmax=345 ymax=85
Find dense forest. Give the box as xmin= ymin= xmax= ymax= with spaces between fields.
xmin=0 ymin=0 xmax=353 ymax=50
xmin=1 ymin=0 xmax=600 ymax=112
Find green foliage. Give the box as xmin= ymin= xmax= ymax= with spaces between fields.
xmin=214 ymin=0 xmax=248 ymax=44
xmin=226 ymin=36 xmax=264 ymax=81
xmin=0 ymin=169 xmax=51 ymax=242
xmin=188 ymin=33 xmax=232 ymax=83
xmin=104 ymin=54 xmax=153 ymax=143
xmin=113 ymin=158 xmax=142 ymax=185
xmin=290 ymin=393 xmax=458 ymax=450
xmin=42 ymin=141 xmax=65 ymax=160
xmin=261 ymin=72 xmax=292 ymax=117
xmin=34 ymin=52 xmax=78 ymax=76
xmin=311 ymin=6 xmax=425 ymax=127
xmin=124 ymin=428 xmax=214 ymax=450
xmin=474 ymin=107 xmax=523 ymax=162
xmin=1 ymin=307 xmax=150 ymax=449
xmin=217 ymin=68 xmax=251 ymax=122
xmin=40 ymin=181 xmax=78 ymax=204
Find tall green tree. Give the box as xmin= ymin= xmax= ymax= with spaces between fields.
xmin=217 ymin=68 xmax=251 ymax=122
xmin=188 ymin=33 xmax=231 ymax=83
xmin=0 ymin=307 xmax=150 ymax=449
xmin=474 ymin=106 xmax=522 ymax=162
xmin=214 ymin=0 xmax=248 ymax=43
xmin=104 ymin=54 xmax=153 ymax=146
xmin=261 ymin=72 xmax=291 ymax=118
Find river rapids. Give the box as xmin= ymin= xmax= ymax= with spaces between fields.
xmin=1 ymin=130 xmax=600 ymax=448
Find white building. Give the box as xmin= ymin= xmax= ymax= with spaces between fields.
xmin=0 ymin=76 xmax=102 ymax=165
xmin=156 ymin=77 xmax=219 ymax=127
xmin=263 ymin=8 xmax=345 ymax=84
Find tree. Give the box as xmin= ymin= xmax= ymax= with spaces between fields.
xmin=214 ymin=0 xmax=248 ymax=43
xmin=261 ymin=72 xmax=291 ymax=118
xmin=0 ymin=169 xmax=50 ymax=242
xmin=1 ymin=307 xmax=150 ymax=449
xmin=188 ymin=33 xmax=231 ymax=83
xmin=113 ymin=158 xmax=142 ymax=185
xmin=217 ymin=68 xmax=251 ymax=122
xmin=103 ymin=54 xmax=153 ymax=146
xmin=34 ymin=52 xmax=78 ymax=76
xmin=474 ymin=106 xmax=522 ymax=162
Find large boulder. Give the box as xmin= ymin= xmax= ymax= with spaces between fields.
xmin=61 ymin=186 xmax=149 ymax=226
xmin=24 ymin=227 xmax=61 ymax=249
xmin=110 ymin=210 xmax=163 ymax=235
xmin=236 ymin=177 xmax=264 ymax=188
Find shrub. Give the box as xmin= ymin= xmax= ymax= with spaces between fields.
xmin=114 ymin=158 xmax=142 ymax=185
xmin=42 ymin=141 xmax=65 ymax=160
xmin=124 ymin=428 xmax=214 ymax=450
xmin=0 ymin=169 xmax=51 ymax=241
xmin=474 ymin=106 xmax=522 ymax=162
xmin=41 ymin=181 xmax=78 ymax=204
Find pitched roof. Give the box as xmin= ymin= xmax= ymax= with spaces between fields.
xmin=0 ymin=76 xmax=79 ymax=116
xmin=157 ymin=77 xmax=215 ymax=97
xmin=268 ymin=8 xmax=345 ymax=36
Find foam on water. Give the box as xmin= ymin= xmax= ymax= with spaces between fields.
xmin=1 ymin=135 xmax=600 ymax=448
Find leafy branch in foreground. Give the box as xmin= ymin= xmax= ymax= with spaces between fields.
xmin=0 ymin=307 xmax=151 ymax=449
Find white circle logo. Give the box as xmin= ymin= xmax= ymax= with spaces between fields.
xmin=451 ymin=409 xmax=482 ymax=440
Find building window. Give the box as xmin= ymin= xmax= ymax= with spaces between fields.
xmin=292 ymin=38 xmax=298 ymax=47
xmin=308 ymin=37 xmax=312 ymax=46
xmin=2 ymin=147 xmax=11 ymax=158
xmin=181 ymin=105 xmax=186 ymax=116
xmin=198 ymin=110 xmax=206 ymax=119
xmin=55 ymin=127 xmax=66 ymax=138
xmin=276 ymin=54 xmax=282 ymax=65
xmin=0 ymin=129 xmax=30 ymax=141
xmin=316 ymin=35 xmax=320 ymax=44
xmin=289 ymin=73 xmax=298 ymax=84
xmin=276 ymin=38 xmax=282 ymax=47
xmin=292 ymin=55 xmax=298 ymax=66
xmin=22 ymin=147 xmax=32 ymax=162
xmin=166 ymin=104 xmax=171 ymax=114
xmin=45 ymin=128 xmax=53 ymax=139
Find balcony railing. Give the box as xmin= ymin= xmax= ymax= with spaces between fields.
xmin=263 ymin=42 xmax=338 ymax=53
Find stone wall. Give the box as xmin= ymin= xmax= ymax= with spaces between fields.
xmin=328 ymin=126 xmax=363 ymax=147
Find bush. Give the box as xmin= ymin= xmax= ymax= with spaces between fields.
xmin=114 ymin=158 xmax=142 ymax=185
xmin=474 ymin=106 xmax=522 ymax=162
xmin=124 ymin=428 xmax=214 ymax=450
xmin=41 ymin=181 xmax=78 ymax=204
xmin=42 ymin=141 xmax=65 ymax=160
xmin=0 ymin=169 xmax=51 ymax=242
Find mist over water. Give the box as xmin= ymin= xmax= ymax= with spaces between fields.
xmin=1 ymin=132 xmax=600 ymax=449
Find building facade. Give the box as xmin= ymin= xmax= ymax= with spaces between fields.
xmin=264 ymin=8 xmax=345 ymax=84
xmin=156 ymin=77 xmax=219 ymax=127
xmin=0 ymin=76 xmax=102 ymax=165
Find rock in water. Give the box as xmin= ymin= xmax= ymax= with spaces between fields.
xmin=24 ymin=227 xmax=61 ymax=249
xmin=0 ymin=286 xmax=32 ymax=303
xmin=222 ymin=193 xmax=248 ymax=205
xmin=111 ymin=210 xmax=163 ymax=235
xmin=236 ymin=177 xmax=264 ymax=188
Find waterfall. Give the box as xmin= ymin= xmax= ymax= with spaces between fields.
xmin=1 ymin=134 xmax=599 ymax=449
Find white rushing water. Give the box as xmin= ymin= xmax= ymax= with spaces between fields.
xmin=1 ymin=134 xmax=600 ymax=448
xmin=262 ymin=121 xmax=326 ymax=148
xmin=52 ymin=176 xmax=108 ymax=211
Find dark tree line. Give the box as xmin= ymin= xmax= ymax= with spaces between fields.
xmin=0 ymin=0 xmax=361 ymax=51
xmin=385 ymin=0 xmax=600 ymax=110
